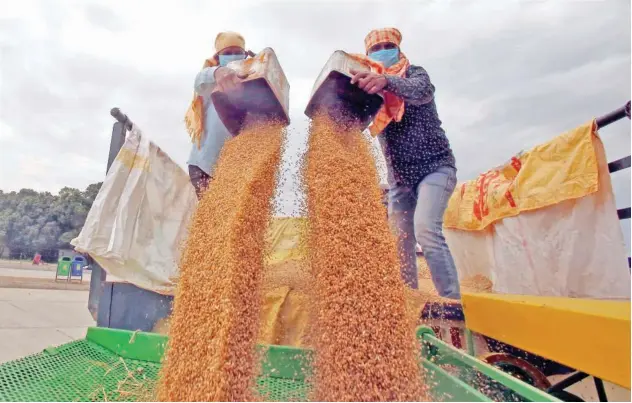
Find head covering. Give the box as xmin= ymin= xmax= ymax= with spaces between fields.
xmin=185 ymin=32 xmax=246 ymax=148
xmin=352 ymin=28 xmax=410 ymax=136
xmin=214 ymin=31 xmax=246 ymax=56
xmin=364 ymin=28 xmax=402 ymax=54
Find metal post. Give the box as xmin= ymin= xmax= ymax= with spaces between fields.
xmin=595 ymin=101 xmax=631 ymax=129
xmin=465 ymin=328 xmax=475 ymax=356
xmin=87 ymin=108 xmax=133 ymax=321
xmin=547 ymin=371 xmax=590 ymax=392
xmin=593 ymin=377 xmax=608 ymax=402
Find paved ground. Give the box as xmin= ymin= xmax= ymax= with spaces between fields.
xmin=0 ymin=267 xmax=91 ymax=291
xmin=0 ymin=264 xmax=122 ymax=365
xmin=0 ymin=267 xmax=91 ymax=279
xmin=0 ymin=276 xmax=90 ymax=291
xmin=0 ymin=266 xmax=121 ymax=291
xmin=0 ymin=288 xmax=94 ymax=363
xmin=0 ymin=259 xmax=55 ymax=271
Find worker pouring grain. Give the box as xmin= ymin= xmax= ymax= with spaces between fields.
xmin=184 ymin=31 xmax=254 ymax=199
xmin=350 ymin=28 xmax=461 ymax=299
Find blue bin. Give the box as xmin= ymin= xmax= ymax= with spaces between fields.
xmin=70 ymin=256 xmax=86 ymax=282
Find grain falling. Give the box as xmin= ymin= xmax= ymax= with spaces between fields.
xmin=305 ymin=114 xmax=427 ymax=401
xmin=157 ymin=121 xmax=284 ymax=402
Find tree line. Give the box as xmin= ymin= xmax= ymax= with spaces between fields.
xmin=0 ymin=183 xmax=102 ymax=262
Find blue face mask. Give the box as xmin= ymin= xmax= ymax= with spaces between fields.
xmin=368 ymin=48 xmax=400 ymax=68
xmin=219 ymin=54 xmax=245 ymax=67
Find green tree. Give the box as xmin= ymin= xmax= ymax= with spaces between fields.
xmin=0 ymin=183 xmax=103 ymax=262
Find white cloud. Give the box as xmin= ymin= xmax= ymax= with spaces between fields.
xmin=0 ymin=120 xmax=17 ymax=141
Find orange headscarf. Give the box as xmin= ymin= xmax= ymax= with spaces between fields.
xmin=185 ymin=58 xmax=218 ymax=148
xmin=185 ymin=32 xmax=246 ymax=148
xmin=353 ymin=28 xmax=410 ymax=136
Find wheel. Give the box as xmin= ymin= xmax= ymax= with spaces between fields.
xmin=479 ymin=352 xmax=551 ymax=390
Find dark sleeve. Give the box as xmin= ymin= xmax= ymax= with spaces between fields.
xmin=384 ymin=65 xmax=435 ymax=103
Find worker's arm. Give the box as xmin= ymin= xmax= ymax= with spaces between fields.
xmin=194 ymin=67 xmax=219 ymax=97
xmin=195 ymin=67 xmax=243 ymax=96
xmin=383 ymin=65 xmax=435 ymax=104
xmin=350 ymin=65 xmax=435 ymax=104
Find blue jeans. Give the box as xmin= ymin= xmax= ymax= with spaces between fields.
xmin=388 ymin=166 xmax=461 ymax=299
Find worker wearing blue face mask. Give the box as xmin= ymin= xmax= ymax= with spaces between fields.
xmin=350 ymin=28 xmax=461 ymax=299
xmin=366 ymin=46 xmax=400 ymax=68
xmin=184 ymin=31 xmax=254 ymax=199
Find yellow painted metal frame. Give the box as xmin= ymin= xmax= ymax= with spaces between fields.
xmin=462 ymin=292 xmax=630 ymax=389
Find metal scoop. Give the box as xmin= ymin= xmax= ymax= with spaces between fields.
xmin=305 ymin=51 xmax=383 ymax=130
xmin=211 ymin=48 xmax=290 ymax=135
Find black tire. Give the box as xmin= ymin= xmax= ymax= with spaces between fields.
xmin=480 ymin=353 xmax=551 ymax=390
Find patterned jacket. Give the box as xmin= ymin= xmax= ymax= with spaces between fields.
xmin=378 ymin=64 xmax=456 ymax=188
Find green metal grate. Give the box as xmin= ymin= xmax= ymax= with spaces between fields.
xmin=0 ymin=339 xmax=159 ymax=402
xmin=0 ymin=327 xmax=559 ymax=402
xmin=257 ymin=377 xmax=309 ymax=402
xmin=0 ymin=339 xmax=307 ymax=402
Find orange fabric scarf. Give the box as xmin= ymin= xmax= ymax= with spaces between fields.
xmin=185 ymin=58 xmax=218 ymax=148
xmin=350 ymin=53 xmax=410 ymax=136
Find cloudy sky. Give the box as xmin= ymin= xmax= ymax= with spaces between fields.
xmin=1 ymin=0 xmax=630 ymax=245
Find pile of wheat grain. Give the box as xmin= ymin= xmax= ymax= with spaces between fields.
xmin=304 ymin=114 xmax=427 ymax=401
xmin=156 ymin=121 xmax=284 ymax=401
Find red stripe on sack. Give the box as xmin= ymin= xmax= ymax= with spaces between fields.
xmin=511 ymin=157 xmax=522 ymax=172
xmin=505 ymin=191 xmax=517 ymax=208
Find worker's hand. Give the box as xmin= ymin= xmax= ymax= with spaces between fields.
xmin=350 ymin=69 xmax=388 ymax=95
xmin=214 ymin=67 xmax=243 ymax=93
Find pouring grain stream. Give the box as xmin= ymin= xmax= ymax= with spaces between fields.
xmin=157 ymin=121 xmax=284 ymax=402
xmin=305 ymin=114 xmax=427 ymax=401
